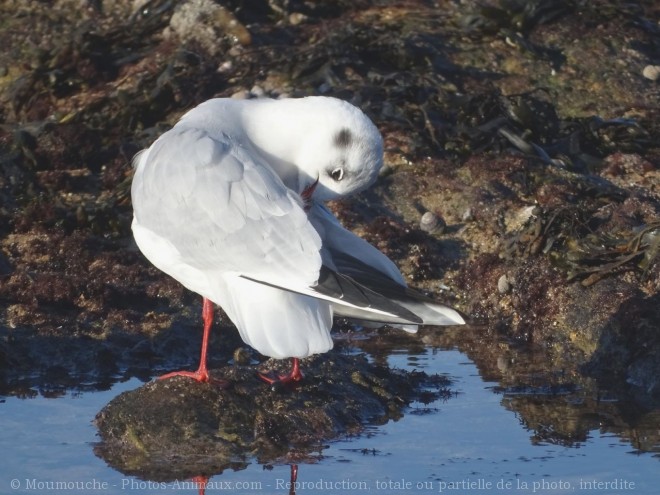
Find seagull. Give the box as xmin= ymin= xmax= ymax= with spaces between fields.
xmin=131 ymin=96 xmax=465 ymax=385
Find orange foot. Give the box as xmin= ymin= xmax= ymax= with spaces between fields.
xmin=159 ymin=368 xmax=229 ymax=388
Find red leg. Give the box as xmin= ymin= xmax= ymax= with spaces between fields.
xmin=258 ymin=357 xmax=304 ymax=385
xmin=289 ymin=464 xmax=298 ymax=495
xmin=160 ymin=297 xmax=225 ymax=385
xmin=191 ymin=475 xmax=208 ymax=495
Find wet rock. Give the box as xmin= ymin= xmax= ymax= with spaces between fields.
xmin=94 ymin=353 xmax=451 ymax=480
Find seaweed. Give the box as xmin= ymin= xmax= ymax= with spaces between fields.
xmin=504 ymin=205 xmax=659 ymax=286
xmin=564 ymin=222 xmax=660 ymax=286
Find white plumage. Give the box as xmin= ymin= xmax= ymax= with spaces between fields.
xmin=131 ymin=96 xmax=464 ymax=381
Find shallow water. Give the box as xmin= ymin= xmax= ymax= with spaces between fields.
xmin=1 ymin=346 xmax=658 ymax=494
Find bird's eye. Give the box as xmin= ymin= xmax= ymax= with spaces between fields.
xmin=330 ymin=168 xmax=344 ymax=181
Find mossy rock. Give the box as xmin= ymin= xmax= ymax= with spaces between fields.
xmin=94 ymin=352 xmax=451 ymax=481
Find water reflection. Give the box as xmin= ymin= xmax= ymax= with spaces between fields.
xmin=92 ymin=347 xmax=441 ymax=481
xmin=86 ymin=330 xmax=659 ymax=486
xmin=2 ymin=323 xmax=659 ymax=491
xmin=1 ymin=339 xmax=658 ymax=494
xmin=190 ymin=476 xmax=208 ymax=495
xmin=4 ymin=327 xmax=660 ymax=461
xmin=360 ymin=326 xmax=660 ymax=456
xmin=189 ymin=464 xmax=298 ymax=495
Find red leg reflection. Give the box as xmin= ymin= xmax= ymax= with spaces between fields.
xmin=191 ymin=475 xmax=208 ymax=495
xmin=289 ymin=464 xmax=298 ymax=495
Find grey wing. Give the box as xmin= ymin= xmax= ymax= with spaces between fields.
xmin=131 ymin=127 xmax=322 ymax=288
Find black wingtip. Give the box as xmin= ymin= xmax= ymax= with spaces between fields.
xmin=315 ymin=266 xmax=423 ymax=323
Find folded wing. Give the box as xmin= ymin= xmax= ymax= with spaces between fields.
xmin=132 ymin=127 xmax=322 ymax=288
xmin=308 ymin=204 xmax=466 ymax=328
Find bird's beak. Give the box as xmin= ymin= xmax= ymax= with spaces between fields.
xmin=301 ymin=176 xmax=319 ymax=211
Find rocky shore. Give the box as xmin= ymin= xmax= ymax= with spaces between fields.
xmin=1 ymin=0 xmax=658 ymax=472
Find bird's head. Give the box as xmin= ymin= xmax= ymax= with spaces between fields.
xmin=294 ymin=99 xmax=384 ymax=203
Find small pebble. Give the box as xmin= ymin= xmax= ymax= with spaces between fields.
xmin=420 ymin=211 xmax=446 ymax=234
xmin=250 ymin=84 xmax=265 ymax=97
xmin=497 ymin=274 xmax=511 ymax=294
xmin=217 ymin=60 xmax=233 ymax=73
xmin=288 ymin=12 xmax=307 ymax=25
xmin=461 ymin=207 xmax=474 ymax=222
xmin=227 ymin=46 xmax=243 ymax=57
xmin=231 ymin=89 xmax=250 ymax=99
xmin=642 ymin=65 xmax=660 ymax=81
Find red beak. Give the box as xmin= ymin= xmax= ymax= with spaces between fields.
xmin=301 ymin=177 xmax=319 ymax=211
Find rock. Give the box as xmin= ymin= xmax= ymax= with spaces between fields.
xmin=250 ymin=84 xmax=265 ymax=97
xmin=497 ymin=274 xmax=511 ymax=294
xmin=1 ymin=0 xmax=658 ymax=455
xmin=230 ymin=89 xmax=250 ymax=99
xmin=642 ymin=65 xmax=660 ymax=81
xmin=167 ymin=0 xmax=251 ymax=56
xmin=94 ymin=353 xmax=451 ymax=480
xmin=289 ymin=13 xmax=308 ymax=26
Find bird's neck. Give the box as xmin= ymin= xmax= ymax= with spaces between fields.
xmin=239 ymin=99 xmax=320 ymax=193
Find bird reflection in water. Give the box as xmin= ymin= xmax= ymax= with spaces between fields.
xmin=189 ymin=464 xmax=299 ymax=495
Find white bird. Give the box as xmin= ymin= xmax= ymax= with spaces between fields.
xmin=131 ymin=96 xmax=465 ymax=385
